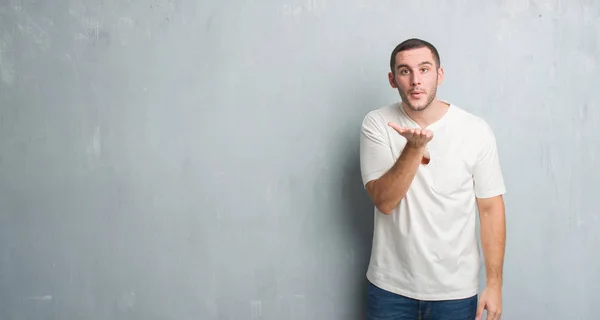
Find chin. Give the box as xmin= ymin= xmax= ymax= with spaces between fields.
xmin=407 ymin=103 xmax=429 ymax=112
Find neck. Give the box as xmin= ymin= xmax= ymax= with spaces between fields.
xmin=402 ymin=99 xmax=450 ymax=128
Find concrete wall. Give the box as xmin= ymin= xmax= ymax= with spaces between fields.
xmin=0 ymin=0 xmax=598 ymax=319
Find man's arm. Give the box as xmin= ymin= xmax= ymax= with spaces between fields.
xmin=365 ymin=143 xmax=424 ymax=214
xmin=359 ymin=111 xmax=433 ymax=214
xmin=476 ymin=195 xmax=505 ymax=320
xmin=477 ymin=195 xmax=506 ymax=288
xmin=472 ymin=120 xmax=506 ymax=320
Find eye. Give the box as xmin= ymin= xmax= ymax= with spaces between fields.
xmin=421 ymin=68 xmax=429 ymax=73
xmin=400 ymin=69 xmax=409 ymax=75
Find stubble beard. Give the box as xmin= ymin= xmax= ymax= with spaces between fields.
xmin=400 ymin=85 xmax=437 ymax=112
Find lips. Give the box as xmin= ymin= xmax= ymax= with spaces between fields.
xmin=410 ymin=91 xmax=424 ymax=98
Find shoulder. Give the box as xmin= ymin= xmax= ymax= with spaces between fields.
xmin=449 ymin=104 xmax=497 ymax=141
xmin=362 ymin=102 xmax=401 ymax=129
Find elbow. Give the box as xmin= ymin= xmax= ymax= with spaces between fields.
xmin=377 ymin=206 xmax=394 ymax=215
xmin=366 ymin=180 xmax=404 ymax=215
xmin=374 ymin=198 xmax=404 ymax=215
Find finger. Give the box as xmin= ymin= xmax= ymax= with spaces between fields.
xmin=414 ymin=130 xmax=426 ymax=142
xmin=492 ymin=310 xmax=502 ymax=320
xmin=421 ymin=129 xmax=432 ymax=139
xmin=387 ymin=122 xmax=402 ymax=130
xmin=475 ymin=301 xmax=485 ymax=320
xmin=387 ymin=122 xmax=406 ymax=134
xmin=397 ymin=127 xmax=410 ymax=136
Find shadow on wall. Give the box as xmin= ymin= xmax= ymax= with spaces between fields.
xmin=336 ymin=92 xmax=381 ymax=318
xmin=340 ymin=145 xmax=374 ymax=318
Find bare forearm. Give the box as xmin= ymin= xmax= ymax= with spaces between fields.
xmin=479 ymin=203 xmax=506 ymax=288
xmin=368 ymin=144 xmax=424 ymax=214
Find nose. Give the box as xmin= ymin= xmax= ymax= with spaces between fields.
xmin=410 ymin=73 xmax=421 ymax=86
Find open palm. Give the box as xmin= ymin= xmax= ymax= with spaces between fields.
xmin=388 ymin=122 xmax=433 ymax=147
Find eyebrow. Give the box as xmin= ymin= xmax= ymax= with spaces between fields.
xmin=396 ymin=61 xmax=434 ymax=70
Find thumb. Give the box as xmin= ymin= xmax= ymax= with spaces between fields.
xmin=475 ymin=299 xmax=485 ymax=320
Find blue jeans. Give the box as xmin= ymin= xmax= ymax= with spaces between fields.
xmin=366 ymin=282 xmax=478 ymax=320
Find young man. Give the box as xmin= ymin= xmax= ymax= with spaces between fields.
xmin=359 ymin=38 xmax=506 ymax=320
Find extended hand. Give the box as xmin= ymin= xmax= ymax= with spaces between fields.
xmin=388 ymin=122 xmax=433 ymax=148
xmin=476 ymin=286 xmax=502 ymax=320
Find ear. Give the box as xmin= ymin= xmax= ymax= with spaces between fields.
xmin=436 ymin=66 xmax=444 ymax=85
xmin=388 ymin=72 xmax=398 ymax=88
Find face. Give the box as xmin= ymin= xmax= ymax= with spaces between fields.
xmin=388 ymin=47 xmax=444 ymax=112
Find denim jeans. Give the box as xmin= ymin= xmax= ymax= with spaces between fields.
xmin=366 ymin=281 xmax=478 ymax=320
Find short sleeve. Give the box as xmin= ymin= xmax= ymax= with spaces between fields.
xmin=473 ymin=121 xmax=506 ymax=198
xmin=359 ymin=111 xmax=394 ymax=188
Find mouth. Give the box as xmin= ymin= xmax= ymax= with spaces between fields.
xmin=409 ymin=91 xmax=425 ymax=98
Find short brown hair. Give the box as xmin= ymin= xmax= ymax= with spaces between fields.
xmin=390 ymin=38 xmax=441 ymax=73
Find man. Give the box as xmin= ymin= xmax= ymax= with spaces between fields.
xmin=359 ymin=38 xmax=506 ymax=320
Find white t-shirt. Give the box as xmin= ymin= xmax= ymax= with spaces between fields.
xmin=359 ymin=101 xmax=506 ymax=301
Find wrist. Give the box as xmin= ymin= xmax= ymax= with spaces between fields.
xmin=486 ymin=279 xmax=503 ymax=290
xmin=405 ymin=142 xmax=426 ymax=151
